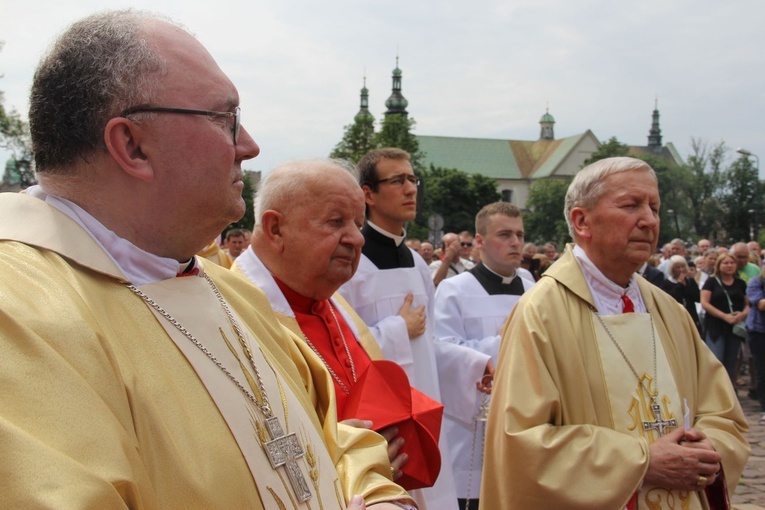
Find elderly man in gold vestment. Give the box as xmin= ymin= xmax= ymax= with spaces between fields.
xmin=0 ymin=10 xmax=411 ymax=510
xmin=481 ymin=157 xmax=749 ymax=509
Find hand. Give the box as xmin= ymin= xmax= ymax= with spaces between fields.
xmin=476 ymin=359 xmax=495 ymax=394
xmin=340 ymin=418 xmax=373 ymax=429
xmin=379 ymin=426 xmax=408 ymax=481
xmin=398 ymin=293 xmax=426 ymax=339
xmin=347 ymin=495 xmax=366 ymax=509
xmin=644 ymin=427 xmax=722 ymax=491
xmin=444 ymin=239 xmax=461 ymax=263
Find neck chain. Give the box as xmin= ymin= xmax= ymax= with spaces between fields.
xmin=594 ymin=312 xmax=658 ymax=399
xmin=301 ymin=301 xmax=358 ymax=395
xmin=127 ymin=274 xmax=272 ymax=417
xmin=594 ymin=312 xmax=678 ymax=436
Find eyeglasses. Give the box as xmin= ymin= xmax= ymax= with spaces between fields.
xmin=375 ymin=173 xmax=420 ymax=188
xmin=121 ymin=106 xmax=241 ymax=145
xmin=460 ymin=242 xmax=473 ymax=247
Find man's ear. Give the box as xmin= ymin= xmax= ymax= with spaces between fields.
xmin=474 ymin=233 xmax=484 ymax=250
xmin=260 ymin=210 xmax=286 ymax=251
xmin=362 ymin=184 xmax=375 ymax=208
xmin=570 ymin=207 xmax=591 ymax=240
xmin=104 ymin=117 xmax=154 ymax=183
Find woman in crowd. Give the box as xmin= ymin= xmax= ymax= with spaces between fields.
xmin=701 ymin=253 xmax=750 ymax=382
xmin=747 ymin=266 xmax=765 ymax=425
xmin=662 ymin=255 xmax=702 ymax=334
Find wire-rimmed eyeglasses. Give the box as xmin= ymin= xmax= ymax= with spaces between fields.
xmin=375 ymin=173 xmax=420 ymax=188
xmin=121 ymin=106 xmax=241 ymax=145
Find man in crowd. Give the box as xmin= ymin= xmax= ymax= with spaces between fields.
xmin=224 ymin=228 xmax=247 ymax=259
xmin=419 ymin=241 xmax=435 ymax=265
xmin=431 ymin=232 xmax=474 ymax=286
xmin=733 ymin=242 xmax=761 ymax=282
xmin=481 ymin=157 xmax=749 ymax=509
xmin=340 ymin=148 xmax=489 ymax=510
xmin=658 ymin=238 xmax=687 ymax=275
xmin=434 ymin=202 xmax=534 ymax=510
xmin=697 ymin=238 xmax=712 ymax=255
xmin=0 ymin=11 xmax=406 ymax=509
xmin=543 ymin=241 xmax=559 ymax=262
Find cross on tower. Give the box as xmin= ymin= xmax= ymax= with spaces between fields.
xmin=642 ymin=397 xmax=677 ymax=437
xmin=263 ymin=416 xmax=313 ymax=502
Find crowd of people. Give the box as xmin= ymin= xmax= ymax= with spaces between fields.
xmin=0 ymin=8 xmax=752 ymax=510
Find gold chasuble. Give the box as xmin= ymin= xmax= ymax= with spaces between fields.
xmin=480 ymin=247 xmax=749 ymax=510
xmin=0 ymin=192 xmax=406 ymax=509
xmin=595 ymin=312 xmax=700 ymax=509
xmin=133 ymin=275 xmax=345 ymax=509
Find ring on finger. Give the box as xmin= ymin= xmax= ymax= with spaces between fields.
xmin=696 ymin=475 xmax=707 ymax=486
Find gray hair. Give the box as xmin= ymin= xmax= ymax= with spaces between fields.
xmin=255 ymin=159 xmax=359 ymax=226
xmin=30 ymin=10 xmax=177 ymax=173
xmin=564 ymin=157 xmax=656 ymax=239
xmin=668 ymin=254 xmax=688 ymax=273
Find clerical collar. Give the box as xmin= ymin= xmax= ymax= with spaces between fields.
xmin=366 ymin=220 xmax=406 ymax=247
xmin=482 ymin=262 xmax=516 ymax=284
xmin=470 ymin=262 xmax=525 ymax=296
xmin=272 ymin=275 xmax=317 ymax=314
xmin=25 ymin=185 xmax=194 ymax=285
xmin=572 ymin=245 xmax=645 ymax=315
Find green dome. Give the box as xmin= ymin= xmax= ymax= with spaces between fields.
xmin=540 ymin=111 xmax=555 ymax=124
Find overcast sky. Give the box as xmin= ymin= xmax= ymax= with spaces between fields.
xmin=2 ymin=0 xmax=764 ymax=177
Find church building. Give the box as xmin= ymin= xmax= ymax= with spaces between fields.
xmin=345 ymin=61 xmax=683 ymax=209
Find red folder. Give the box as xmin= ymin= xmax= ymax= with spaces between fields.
xmin=340 ymin=359 xmax=444 ymax=490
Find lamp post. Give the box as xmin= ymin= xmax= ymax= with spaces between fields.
xmin=738 ymin=148 xmax=760 ymax=241
xmin=667 ymin=209 xmax=680 ymax=238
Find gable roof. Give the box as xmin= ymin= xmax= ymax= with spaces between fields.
xmin=417 ymin=131 xmax=597 ymax=180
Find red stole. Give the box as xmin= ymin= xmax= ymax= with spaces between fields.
xmin=274 ymin=278 xmax=371 ymax=415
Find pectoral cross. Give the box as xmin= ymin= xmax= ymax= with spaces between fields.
xmin=642 ymin=397 xmax=677 ymax=436
xmin=263 ymin=416 xmax=312 ymax=502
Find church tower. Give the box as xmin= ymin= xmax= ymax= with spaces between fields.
xmin=647 ymin=99 xmax=662 ymax=152
xmin=539 ymin=107 xmax=555 ymax=140
xmin=355 ymin=76 xmax=374 ymax=123
xmin=384 ymin=57 xmax=409 ymax=117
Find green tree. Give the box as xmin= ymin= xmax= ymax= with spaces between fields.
xmin=523 ymin=177 xmax=572 ymax=245
xmin=329 ymin=115 xmax=375 ymax=164
xmin=1 ymin=42 xmax=35 ymax=187
xmin=723 ymin=155 xmax=763 ymax=242
xmin=373 ymin=114 xmax=424 ymax=171
xmin=583 ymin=136 xmax=629 ymax=165
xmin=419 ymin=165 xmax=500 ymax=234
xmin=683 ymin=139 xmax=726 ymax=242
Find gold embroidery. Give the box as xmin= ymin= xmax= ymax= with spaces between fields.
xmin=219 ymin=327 xmax=266 ymax=407
xmin=267 ymin=487 xmax=288 ymax=510
xmin=333 ymin=479 xmax=345 ymax=510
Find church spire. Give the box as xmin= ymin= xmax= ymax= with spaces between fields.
xmin=384 ymin=56 xmax=408 ymax=117
xmin=539 ymin=105 xmax=555 ymax=140
xmin=355 ymin=75 xmax=373 ymax=123
xmin=647 ymin=97 xmax=662 ymax=151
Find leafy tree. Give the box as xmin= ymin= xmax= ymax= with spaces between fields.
xmin=1 ymin=42 xmax=35 ymax=187
xmin=523 ymin=177 xmax=571 ymax=245
xmin=418 ymin=165 xmax=500 ymax=234
xmin=373 ymin=114 xmax=424 ymax=171
xmin=683 ymin=139 xmax=726 ymax=241
xmin=723 ymin=155 xmax=763 ymax=242
xmin=583 ymin=136 xmax=629 ymax=165
xmin=329 ymin=115 xmax=376 ymax=164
